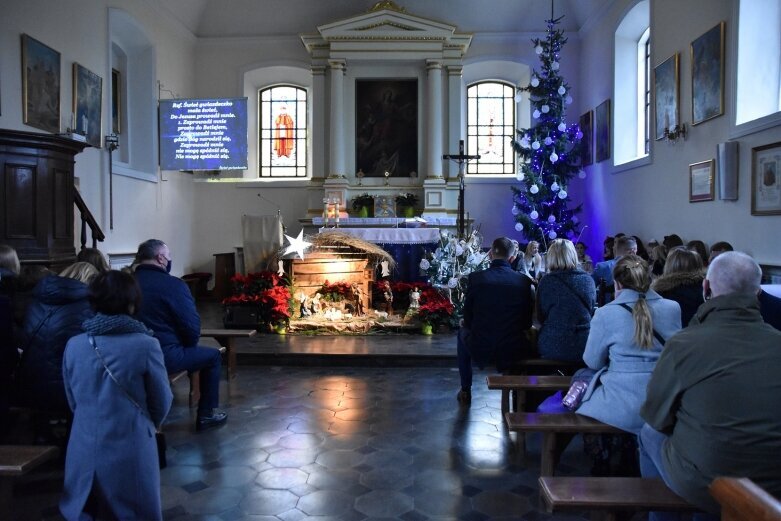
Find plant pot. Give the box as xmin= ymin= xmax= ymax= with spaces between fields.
xmin=401 ymin=206 xmax=415 ymax=218
xmin=223 ymin=305 xmax=261 ymax=329
xmin=421 ymin=323 xmax=433 ymax=335
xmin=356 ymin=206 xmax=369 ymax=218
xmin=273 ymin=323 xmax=287 ymax=335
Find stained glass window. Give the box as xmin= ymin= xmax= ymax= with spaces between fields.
xmin=466 ymin=81 xmax=516 ymax=175
xmin=259 ymin=85 xmax=307 ymax=177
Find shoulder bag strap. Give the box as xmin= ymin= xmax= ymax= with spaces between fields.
xmin=550 ymin=273 xmax=595 ymax=316
xmin=89 ymin=335 xmax=150 ymax=418
xmin=617 ymin=302 xmax=666 ymax=345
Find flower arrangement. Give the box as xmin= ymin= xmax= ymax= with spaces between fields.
xmin=416 ymin=289 xmax=455 ymax=329
xmin=351 ymin=193 xmax=375 ymax=211
xmin=394 ymin=192 xmax=418 ymax=206
xmin=223 ymin=271 xmax=294 ymax=328
xmin=419 ymin=230 xmax=490 ymax=319
xmin=319 ymin=281 xmax=353 ymax=302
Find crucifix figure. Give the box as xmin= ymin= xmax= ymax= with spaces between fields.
xmin=443 ymin=140 xmax=480 ymax=238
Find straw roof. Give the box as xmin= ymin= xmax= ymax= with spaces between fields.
xmin=308 ymin=231 xmax=395 ymax=269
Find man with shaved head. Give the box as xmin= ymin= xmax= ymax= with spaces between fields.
xmin=638 ymin=252 xmax=781 ymax=519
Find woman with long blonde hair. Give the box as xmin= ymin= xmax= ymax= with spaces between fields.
xmin=575 ymin=255 xmax=682 ymax=475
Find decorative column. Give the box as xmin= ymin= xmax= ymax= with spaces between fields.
xmin=328 ymin=59 xmax=346 ymax=178
xmin=311 ymin=65 xmax=326 ymax=180
xmin=426 ymin=60 xmax=443 ymax=179
xmin=447 ymin=65 xmax=464 ymax=181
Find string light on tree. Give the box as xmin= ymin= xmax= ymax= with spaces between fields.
xmin=510 ymin=12 xmax=584 ymax=244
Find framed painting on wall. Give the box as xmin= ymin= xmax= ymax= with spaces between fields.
xmin=579 ymin=110 xmax=593 ymax=166
xmin=111 ymin=68 xmax=121 ymax=134
xmin=751 ymin=142 xmax=781 ymax=216
xmin=21 ymin=34 xmax=61 ymax=133
xmin=595 ymin=100 xmax=610 ymax=163
xmin=355 ymin=79 xmax=418 ymax=177
xmin=73 ymin=63 xmax=102 ymax=148
xmin=691 ymin=21 xmax=725 ymax=125
xmin=373 ymin=195 xmax=396 ymax=218
xmin=654 ymin=53 xmax=679 ymax=140
xmin=689 ymin=159 xmax=715 ymax=202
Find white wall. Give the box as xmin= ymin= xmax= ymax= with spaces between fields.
xmin=0 ymin=0 xmax=200 ymax=274
xmin=577 ymin=0 xmax=781 ymax=265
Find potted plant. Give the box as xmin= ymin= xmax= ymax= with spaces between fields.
xmin=351 ymin=193 xmax=375 ymax=218
xmin=395 ymin=192 xmax=418 ymax=218
xmin=222 ymin=271 xmax=294 ymax=331
xmin=416 ymin=289 xmax=455 ymax=334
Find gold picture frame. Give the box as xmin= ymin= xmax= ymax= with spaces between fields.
xmin=654 ymin=53 xmax=680 ymax=140
xmin=21 ymin=34 xmax=61 ymax=133
xmin=751 ymin=142 xmax=781 ymax=216
xmin=691 ymin=21 xmax=725 ymax=125
xmin=72 ymin=63 xmax=102 ymax=148
xmin=689 ymin=159 xmax=715 ymax=202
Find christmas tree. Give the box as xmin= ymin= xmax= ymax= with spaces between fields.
xmin=511 ymin=15 xmax=583 ymax=245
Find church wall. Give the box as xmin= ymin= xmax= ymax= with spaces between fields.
xmin=576 ymin=0 xmax=781 ymax=265
xmin=0 ymin=0 xmax=200 ymax=274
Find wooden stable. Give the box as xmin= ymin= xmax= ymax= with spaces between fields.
xmin=284 ymin=246 xmax=374 ymax=312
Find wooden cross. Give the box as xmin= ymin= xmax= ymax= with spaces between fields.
xmin=443 ymin=140 xmax=480 ymax=238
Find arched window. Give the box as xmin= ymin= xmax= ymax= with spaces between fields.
xmin=466 ymin=81 xmax=516 ymax=175
xmin=735 ymin=0 xmax=781 ymax=132
xmin=258 ymin=85 xmax=307 ymax=177
xmin=613 ymin=0 xmax=650 ymax=166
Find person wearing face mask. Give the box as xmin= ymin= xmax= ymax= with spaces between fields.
xmin=134 ymin=239 xmax=227 ymax=431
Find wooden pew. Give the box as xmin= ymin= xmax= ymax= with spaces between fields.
xmin=200 ymin=328 xmax=256 ymax=379
xmin=486 ymin=374 xmax=571 ymax=415
xmin=711 ymin=477 xmax=781 ymax=521
xmin=513 ymin=358 xmax=585 ymax=375
xmin=168 ymin=345 xmax=227 ymax=407
xmin=539 ymin=476 xmax=698 ymax=521
xmin=505 ymin=412 xmax=622 ymax=476
xmin=0 ymin=445 xmax=59 ymax=519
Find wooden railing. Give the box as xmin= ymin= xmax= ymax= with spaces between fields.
xmin=73 ymin=187 xmax=105 ymax=250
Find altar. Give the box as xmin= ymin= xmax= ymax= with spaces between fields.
xmin=318 ymin=227 xmax=440 ymax=282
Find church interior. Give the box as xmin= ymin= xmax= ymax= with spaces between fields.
xmin=1 ymin=0 xmax=781 ymax=519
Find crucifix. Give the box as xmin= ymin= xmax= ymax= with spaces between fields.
xmin=443 ymin=140 xmax=480 ymax=238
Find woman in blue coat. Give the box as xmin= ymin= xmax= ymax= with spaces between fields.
xmin=576 ymin=255 xmax=681 ymax=474
xmin=60 ymin=271 xmax=172 ymax=521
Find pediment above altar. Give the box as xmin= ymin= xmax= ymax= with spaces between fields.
xmin=300 ymin=1 xmax=471 ymax=60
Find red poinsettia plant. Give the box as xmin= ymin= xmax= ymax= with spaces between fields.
xmin=223 ymin=271 xmax=293 ymax=326
xmin=416 ymin=288 xmax=455 ymax=328
xmin=319 ymin=281 xmax=353 ymax=302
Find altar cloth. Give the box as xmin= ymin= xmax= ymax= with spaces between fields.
xmin=318 ymin=227 xmax=441 ymax=245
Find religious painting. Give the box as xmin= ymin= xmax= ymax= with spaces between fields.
xmin=21 ymin=34 xmax=61 ymax=133
xmin=751 ymin=141 xmax=781 ymax=215
xmin=73 ymin=63 xmax=102 ymax=147
xmin=595 ymin=99 xmax=610 ymax=163
xmin=654 ymin=53 xmax=679 ymax=140
xmin=111 ymin=68 xmax=121 ymax=134
xmin=691 ymin=21 xmax=725 ymax=125
xmin=355 ymin=79 xmax=418 ymax=177
xmin=373 ymin=195 xmax=396 ymax=218
xmin=579 ymin=110 xmax=593 ymax=166
xmin=689 ymin=159 xmax=715 ymax=202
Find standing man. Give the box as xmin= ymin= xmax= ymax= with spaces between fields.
xmin=639 ymin=252 xmax=781 ymax=518
xmin=134 ymin=239 xmax=227 ymax=431
xmin=456 ymin=237 xmax=535 ymax=405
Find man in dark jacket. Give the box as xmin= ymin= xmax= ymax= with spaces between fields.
xmin=639 ymin=252 xmax=781 ymax=518
xmin=134 ymin=239 xmax=226 ymax=431
xmin=457 ymin=237 xmax=534 ymax=404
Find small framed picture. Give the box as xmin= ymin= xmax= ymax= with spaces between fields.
xmin=21 ymin=34 xmax=61 ymax=133
xmin=373 ymin=195 xmax=396 ymax=218
xmin=73 ymin=63 xmax=102 ymax=147
xmin=654 ymin=53 xmax=680 ymax=140
xmin=579 ymin=110 xmax=593 ymax=166
xmin=691 ymin=21 xmax=725 ymax=125
xmin=595 ymin=100 xmax=610 ymax=163
xmin=689 ymin=159 xmax=715 ymax=202
xmin=751 ymin=142 xmax=781 ymax=216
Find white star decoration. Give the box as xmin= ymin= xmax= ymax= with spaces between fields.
xmin=283 ymin=230 xmax=312 ymax=260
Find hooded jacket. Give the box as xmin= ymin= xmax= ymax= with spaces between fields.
xmin=651 ymin=270 xmax=705 ymax=326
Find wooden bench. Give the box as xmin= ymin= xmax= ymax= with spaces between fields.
xmin=711 ymin=477 xmax=781 ymax=521
xmin=505 ymin=412 xmax=622 ymax=476
xmin=0 ymin=445 xmax=59 ymax=519
xmin=539 ymin=476 xmax=698 ymax=521
xmin=200 ymin=328 xmax=256 ymax=379
xmin=487 ymin=374 xmax=571 ymax=415
xmin=168 ymin=345 xmax=227 ymax=407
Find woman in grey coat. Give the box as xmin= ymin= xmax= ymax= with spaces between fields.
xmin=60 ymin=271 xmax=172 ymax=521
xmin=576 ymin=255 xmax=681 ymax=474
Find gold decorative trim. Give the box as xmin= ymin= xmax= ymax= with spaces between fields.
xmin=355 ymin=21 xmax=420 ymax=31
xmin=327 ymin=35 xmax=446 ymax=41
xmin=368 ymin=1 xmax=406 ymax=13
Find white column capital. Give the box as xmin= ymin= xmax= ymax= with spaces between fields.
xmin=426 ymin=59 xmax=443 ymax=71
xmin=311 ymin=65 xmax=326 ymax=76
xmin=328 ymin=59 xmax=347 ymax=72
xmin=447 ymin=65 xmax=463 ymax=76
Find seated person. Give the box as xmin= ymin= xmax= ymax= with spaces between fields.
xmin=576 ymin=255 xmax=681 ymax=474
xmin=536 ymin=239 xmax=596 ymax=364
xmin=523 ymin=241 xmax=544 ymax=280
xmin=456 ymin=237 xmax=534 ymax=405
xmin=134 ymin=239 xmax=226 ymax=431
xmin=639 ymin=252 xmax=781 ymax=519
xmin=650 ymin=247 xmax=705 ymax=326
xmin=77 ymin=247 xmax=110 ymax=272
xmin=593 ymin=236 xmax=637 ymax=304
xmin=575 ymin=241 xmax=593 ymax=273
xmin=708 ymin=240 xmax=733 ymax=265
xmin=759 ymin=287 xmax=781 ymax=331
